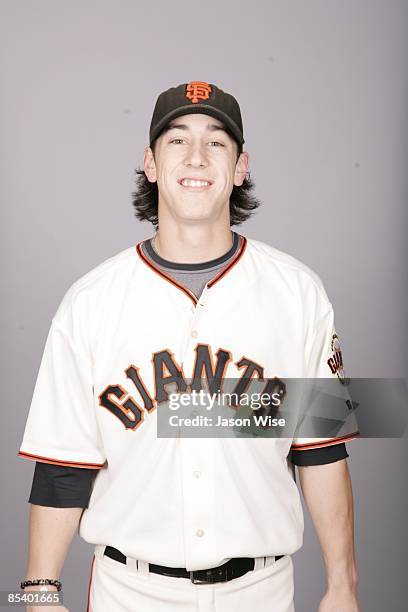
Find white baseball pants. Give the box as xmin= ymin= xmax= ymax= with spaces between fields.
xmin=87 ymin=545 xmax=295 ymax=612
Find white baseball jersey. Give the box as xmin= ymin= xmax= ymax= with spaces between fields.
xmin=18 ymin=235 xmax=358 ymax=571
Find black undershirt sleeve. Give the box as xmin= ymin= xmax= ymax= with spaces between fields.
xmin=28 ymin=462 xmax=97 ymax=508
xmin=290 ymin=443 xmax=348 ymax=466
xmin=29 ymin=444 xmax=349 ymax=508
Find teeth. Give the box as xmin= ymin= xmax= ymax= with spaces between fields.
xmin=181 ymin=179 xmax=210 ymax=187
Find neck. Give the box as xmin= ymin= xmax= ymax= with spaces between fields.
xmin=153 ymin=224 xmax=234 ymax=264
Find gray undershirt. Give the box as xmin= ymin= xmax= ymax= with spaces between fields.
xmin=140 ymin=232 xmax=241 ymax=299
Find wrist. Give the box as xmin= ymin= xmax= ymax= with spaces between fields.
xmin=21 ymin=579 xmax=62 ymax=592
xmin=327 ymin=570 xmax=358 ymax=592
xmin=23 ymin=584 xmax=58 ymax=592
xmin=326 ymin=560 xmax=358 ymax=589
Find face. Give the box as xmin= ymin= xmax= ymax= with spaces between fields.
xmin=144 ymin=113 xmax=249 ymax=225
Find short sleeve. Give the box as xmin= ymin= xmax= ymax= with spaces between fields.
xmin=291 ymin=302 xmax=360 ymax=451
xmin=18 ymin=320 xmax=106 ymax=469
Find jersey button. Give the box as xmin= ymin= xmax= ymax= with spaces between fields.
xmin=193 ymin=470 xmax=201 ymax=479
xmin=191 ymin=330 xmax=198 ymax=338
xmin=196 ymin=529 xmax=204 ymax=538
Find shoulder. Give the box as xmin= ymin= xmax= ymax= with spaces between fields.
xmin=52 ymin=244 xmax=141 ymax=328
xmin=244 ymin=236 xmax=327 ymax=290
xmin=244 ymin=236 xmax=332 ymax=310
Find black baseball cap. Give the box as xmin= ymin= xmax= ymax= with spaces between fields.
xmin=149 ymin=81 xmax=245 ymax=153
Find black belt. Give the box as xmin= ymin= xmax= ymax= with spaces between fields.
xmin=104 ymin=546 xmax=284 ymax=584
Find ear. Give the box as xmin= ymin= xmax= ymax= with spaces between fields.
xmin=233 ymin=151 xmax=250 ymax=187
xmin=144 ymin=147 xmax=157 ymax=183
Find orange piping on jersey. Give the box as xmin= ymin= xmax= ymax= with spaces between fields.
xmin=135 ymin=235 xmax=247 ymax=300
xmin=135 ymin=242 xmax=198 ymax=305
xmin=17 ymin=451 xmax=105 ymax=469
xmin=207 ymin=235 xmax=247 ymax=288
xmin=290 ymin=431 xmax=360 ymax=451
xmin=86 ymin=555 xmax=95 ymax=612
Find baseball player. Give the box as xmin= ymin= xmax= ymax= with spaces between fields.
xmin=18 ymin=81 xmax=361 ymax=612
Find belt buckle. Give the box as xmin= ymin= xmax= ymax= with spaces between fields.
xmin=190 ymin=571 xmax=208 ymax=585
xmin=190 ymin=567 xmax=227 ymax=585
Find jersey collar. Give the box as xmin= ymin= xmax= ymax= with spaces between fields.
xmin=135 ymin=235 xmax=247 ymax=305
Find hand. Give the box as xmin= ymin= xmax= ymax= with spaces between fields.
xmin=25 ymin=586 xmax=69 ymax=612
xmin=318 ymin=588 xmax=361 ymax=611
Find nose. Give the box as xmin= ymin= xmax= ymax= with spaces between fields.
xmin=184 ymin=142 xmax=208 ymax=168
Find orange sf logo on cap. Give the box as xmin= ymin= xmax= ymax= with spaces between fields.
xmin=185 ymin=81 xmax=212 ymax=104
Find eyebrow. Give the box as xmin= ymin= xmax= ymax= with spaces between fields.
xmin=164 ymin=122 xmax=228 ymax=134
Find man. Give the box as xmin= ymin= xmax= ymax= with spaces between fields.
xmin=19 ymin=81 xmax=360 ymax=612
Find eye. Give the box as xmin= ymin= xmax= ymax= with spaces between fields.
xmin=168 ymin=138 xmax=225 ymax=147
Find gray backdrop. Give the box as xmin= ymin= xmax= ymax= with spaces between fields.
xmin=1 ymin=1 xmax=407 ymax=610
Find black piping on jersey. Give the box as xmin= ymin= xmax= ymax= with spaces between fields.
xmin=135 ymin=235 xmax=247 ymax=305
xmin=207 ymin=236 xmax=247 ymax=288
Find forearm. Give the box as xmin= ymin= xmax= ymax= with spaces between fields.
xmin=298 ymin=459 xmax=358 ymax=590
xmin=25 ymin=504 xmax=83 ymax=581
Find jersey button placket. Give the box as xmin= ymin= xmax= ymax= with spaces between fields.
xmin=179 ymin=439 xmax=216 ymax=569
xmin=180 ymin=285 xmax=209 ymax=367
xmin=179 ymin=287 xmax=216 ymax=568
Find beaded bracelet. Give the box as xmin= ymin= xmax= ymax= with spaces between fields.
xmin=20 ymin=579 xmax=62 ymax=591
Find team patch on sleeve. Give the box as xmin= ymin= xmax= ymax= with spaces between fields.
xmin=327 ymin=333 xmax=347 ymax=384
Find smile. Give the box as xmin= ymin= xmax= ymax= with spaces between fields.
xmin=178 ymin=178 xmax=213 ymax=190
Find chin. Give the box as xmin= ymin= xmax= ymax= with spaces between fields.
xmin=174 ymin=204 xmax=219 ymax=223
xmin=177 ymin=212 xmax=215 ymax=224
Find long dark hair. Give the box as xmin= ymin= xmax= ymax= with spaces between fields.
xmin=131 ymin=141 xmax=261 ymax=228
